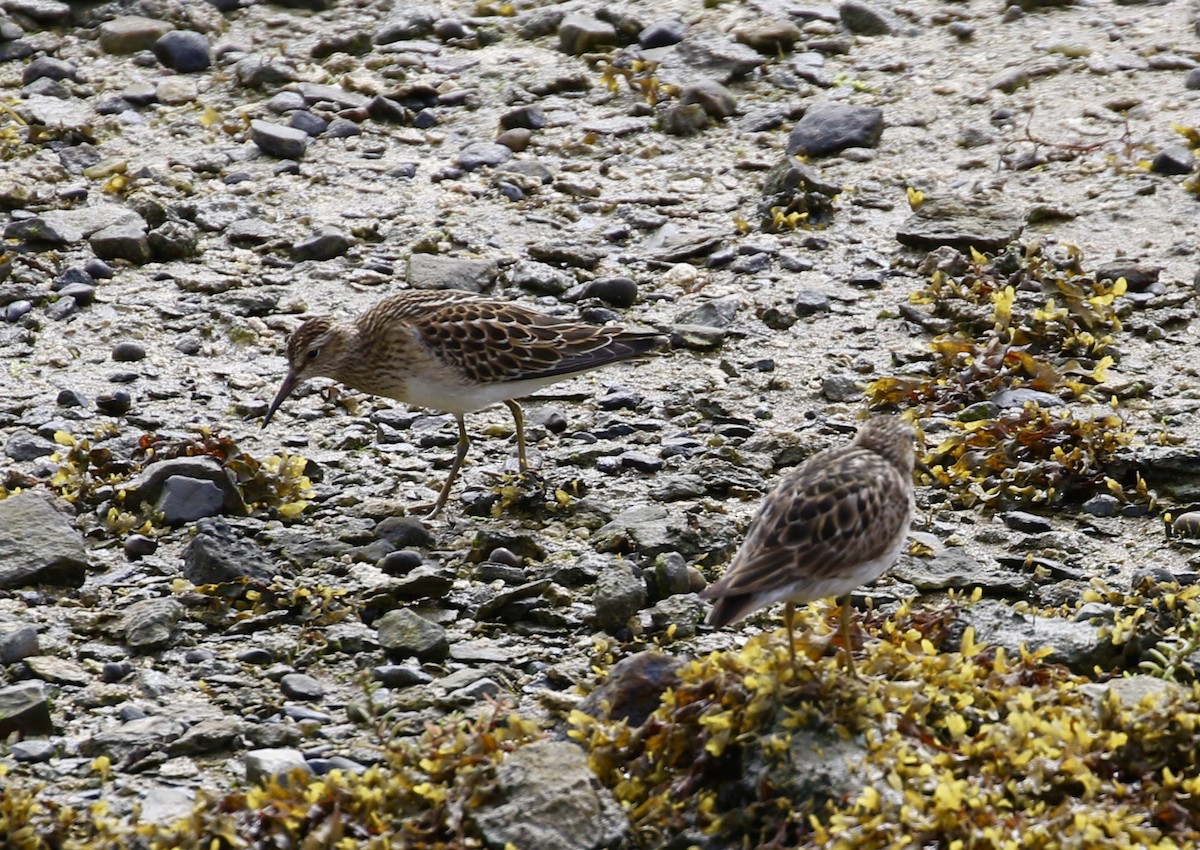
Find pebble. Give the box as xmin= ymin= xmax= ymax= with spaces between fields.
xmin=6 ymin=429 xmax=55 ymax=461
xmin=57 ymin=282 xmax=96 ymax=305
xmin=250 ymin=119 xmax=309 ymax=159
xmin=640 ymin=18 xmax=687 ymax=48
xmin=157 ymin=476 xmax=225 ymax=525
xmin=124 ymin=534 xmax=158 ymax=559
xmin=112 ymin=341 xmax=146 ymax=362
xmin=280 ymin=673 xmax=325 ymax=701
xmin=378 ymin=549 xmax=423 ymax=575
xmin=376 ymin=608 xmax=450 ymax=661
xmin=56 ymin=388 xmax=87 ymax=407
xmin=95 ymin=390 xmax=133 ymax=416
xmin=22 ymin=56 xmax=77 ymax=84
xmin=457 ymin=141 xmax=513 ymax=170
xmin=99 ymin=16 xmax=176 ymax=54
xmin=153 ymin=30 xmax=211 ymax=72
xmin=794 ymin=290 xmax=832 ymax=316
xmin=244 ymin=748 xmax=311 ymax=785
xmin=292 ymin=226 xmax=351 ymax=261
xmin=788 ymin=101 xmax=885 ymax=157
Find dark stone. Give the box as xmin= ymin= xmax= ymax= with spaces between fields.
xmin=153 ymin=30 xmax=211 ymax=72
xmin=787 ymin=101 xmax=884 ymax=157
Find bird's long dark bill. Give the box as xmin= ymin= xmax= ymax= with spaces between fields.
xmin=262 ymin=371 xmax=299 ymax=428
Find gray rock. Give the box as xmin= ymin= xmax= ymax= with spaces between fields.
xmin=0 ymin=622 xmax=39 ymax=663
xmin=1151 ymin=144 xmax=1194 ymax=176
xmin=639 ymin=18 xmax=687 ymax=48
xmin=123 ymin=597 xmax=184 ymax=650
xmin=752 ymin=729 xmax=879 ymax=814
xmin=138 ymin=787 xmax=195 ymax=824
xmin=472 ymin=741 xmax=628 ymax=850
xmin=244 ymin=747 xmax=311 ymax=785
xmin=10 ymin=739 xmax=56 ymax=762
xmin=475 ymin=579 xmax=552 ymax=621
xmin=821 ymin=375 xmax=860 ymax=402
xmin=990 ymin=387 xmax=1061 ymax=409
xmin=153 ymin=29 xmax=211 ymax=72
xmin=169 ymin=718 xmax=247 ymax=756
xmin=457 ymin=141 xmax=513 ymax=170
xmin=376 ymin=608 xmax=450 ymax=661
xmin=183 ymin=518 xmax=277 ymax=584
xmin=6 ymin=203 xmax=140 ymax=245
xmin=296 ymin=82 xmax=370 ymax=110
xmin=1003 ymin=511 xmax=1052 ymax=533
xmin=677 ymin=296 xmax=741 ymax=328
xmin=80 ymin=715 xmax=183 ymax=762
xmin=6 ymin=428 xmax=56 ymax=460
xmin=373 ymin=664 xmax=435 ymax=688
xmin=509 ymin=259 xmax=573 ymax=295
xmin=0 ymin=682 xmax=52 ymax=737
xmin=839 ymin=0 xmax=902 ymax=34
xmin=666 ymin=32 xmax=764 ymax=82
xmin=647 ymin=593 xmax=705 ymax=638
xmin=735 ymin=18 xmax=801 ymax=54
xmin=558 ymin=12 xmax=618 ymax=55
xmin=653 ymin=552 xmax=692 ymax=598
xmin=787 ymin=102 xmax=884 ymax=157
xmin=390 ymin=565 xmax=456 ymax=599
xmin=896 ymin=198 xmax=1025 ymax=253
xmin=280 ymin=672 xmax=325 ymax=701
xmin=226 ymin=218 xmax=278 ymax=245
xmin=99 ymin=15 xmax=176 ymax=54
xmin=22 ymin=56 xmax=77 ymax=84
xmin=1079 ymin=675 xmax=1182 ymax=711
xmin=235 ymin=56 xmax=299 ymax=88
xmin=407 ymin=253 xmax=498 ymax=292
xmin=25 ymin=655 xmax=89 ymax=685
xmin=325 ymin=117 xmax=362 ymax=138
xmin=891 ymin=548 xmax=1036 ymax=595
xmin=0 ymin=491 xmax=88 ymax=590
xmin=250 ymin=119 xmax=308 ymax=159
xmin=122 ymin=456 xmax=247 ymax=517
xmin=112 ymin=341 xmax=146 ymax=361
xmin=3 ymin=0 xmax=70 ymax=22
xmin=594 ymin=561 xmax=647 ymax=631
xmin=679 ymin=79 xmax=738 ymax=119
xmin=794 ymin=290 xmax=832 ymax=316
xmin=579 ymin=651 xmax=681 ymax=725
xmin=90 ymin=221 xmax=151 ymax=264
xmin=374 ymin=6 xmax=438 ymax=43
xmin=593 ymin=507 xmax=684 ymax=559
xmin=46 ymin=298 xmax=81 ymax=323
xmin=292 ymin=226 xmax=352 ymax=261
xmin=961 ymin=598 xmax=1110 ymax=673
xmin=149 ymin=218 xmax=201 ymax=260
xmin=669 ymin=324 xmax=726 ymax=351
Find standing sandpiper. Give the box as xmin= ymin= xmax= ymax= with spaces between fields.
xmin=700 ymin=416 xmax=918 ymax=674
xmin=263 ymin=289 xmax=664 ymax=517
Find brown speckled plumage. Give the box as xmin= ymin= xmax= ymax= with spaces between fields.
xmin=700 ymin=416 xmax=917 ymax=672
xmin=264 ymin=289 xmax=665 ymax=517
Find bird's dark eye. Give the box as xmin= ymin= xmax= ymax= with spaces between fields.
xmin=306 ymin=346 xmax=322 ymax=363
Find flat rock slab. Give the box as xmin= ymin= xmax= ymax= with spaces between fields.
xmin=0 ymin=491 xmax=88 ymax=589
xmin=895 ymin=198 xmax=1025 ymax=253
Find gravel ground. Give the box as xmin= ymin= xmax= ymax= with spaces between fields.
xmin=2 ymin=0 xmax=1200 ymax=842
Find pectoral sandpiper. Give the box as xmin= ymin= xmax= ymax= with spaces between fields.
xmin=700 ymin=416 xmax=918 ymax=673
xmin=263 ymin=289 xmax=665 ymax=517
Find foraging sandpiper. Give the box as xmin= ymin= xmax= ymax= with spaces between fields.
xmin=263 ymin=289 xmax=664 ymax=517
xmin=700 ymin=416 xmax=918 ymax=673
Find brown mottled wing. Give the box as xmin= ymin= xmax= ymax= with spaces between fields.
xmin=413 ymin=298 xmax=662 ymax=383
xmin=701 ymin=447 xmax=909 ymax=626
